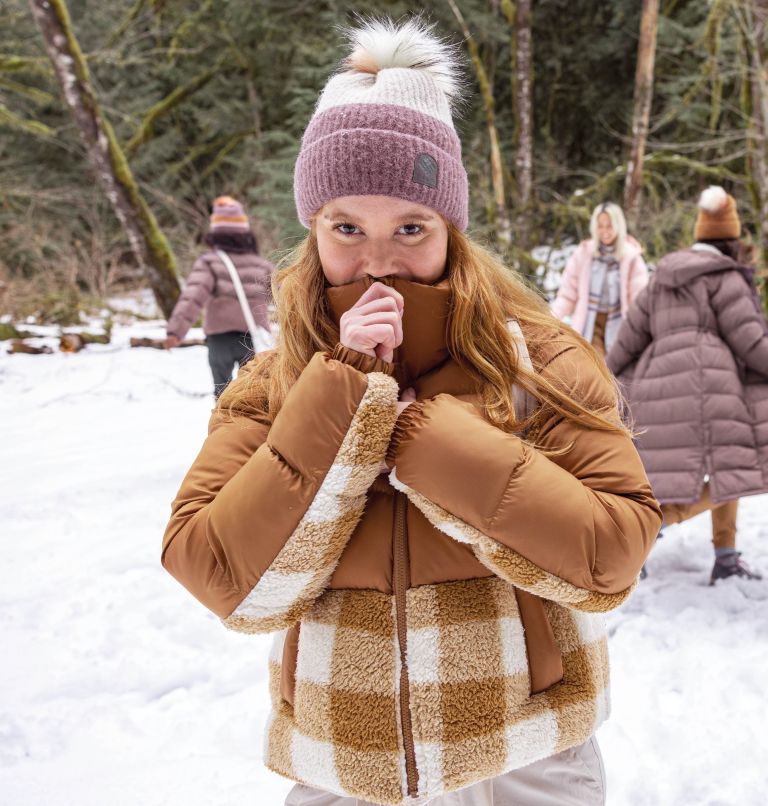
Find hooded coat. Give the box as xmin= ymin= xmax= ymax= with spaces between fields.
xmin=606 ymin=246 xmax=768 ymax=505
xmin=162 ymin=277 xmax=661 ymax=804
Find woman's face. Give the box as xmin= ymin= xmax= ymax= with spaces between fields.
xmin=597 ymin=212 xmax=617 ymax=246
xmin=316 ymin=195 xmax=449 ymax=287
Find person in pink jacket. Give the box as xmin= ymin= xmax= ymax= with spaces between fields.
xmin=552 ymin=202 xmax=649 ymax=356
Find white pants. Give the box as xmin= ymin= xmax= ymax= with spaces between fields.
xmin=285 ymin=736 xmax=605 ymax=806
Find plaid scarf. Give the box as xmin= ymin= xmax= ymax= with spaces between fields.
xmin=583 ymin=245 xmax=622 ymax=351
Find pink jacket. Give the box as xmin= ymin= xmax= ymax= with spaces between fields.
xmin=166 ymin=250 xmax=273 ymax=340
xmin=552 ymin=238 xmax=648 ymax=334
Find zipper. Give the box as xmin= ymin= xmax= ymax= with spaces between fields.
xmin=393 ymin=492 xmax=418 ymax=798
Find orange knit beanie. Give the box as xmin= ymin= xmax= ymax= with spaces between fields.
xmin=694 ymin=186 xmax=741 ymax=240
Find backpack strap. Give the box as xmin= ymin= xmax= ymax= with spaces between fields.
xmin=507 ymin=319 xmax=538 ymax=424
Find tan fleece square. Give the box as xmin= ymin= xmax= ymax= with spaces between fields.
xmin=304 ymin=589 xmax=345 ymax=625
xmin=435 ymin=578 xmax=500 ymax=625
xmin=335 ymin=746 xmax=403 ymax=804
xmin=338 ymin=588 xmax=394 ymax=636
xmin=293 ymin=679 xmax=334 ymax=742
xmin=440 ymin=678 xmax=507 ymax=742
xmin=330 ymin=689 xmax=399 ymax=753
xmin=331 ymin=626 xmax=396 ymax=695
xmin=441 ymin=730 xmax=506 ymax=792
xmin=408 ymin=681 xmax=444 ymax=743
xmin=438 ymin=620 xmax=505 ymax=683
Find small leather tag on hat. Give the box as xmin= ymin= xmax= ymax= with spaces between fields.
xmin=412 ymin=153 xmax=438 ymax=188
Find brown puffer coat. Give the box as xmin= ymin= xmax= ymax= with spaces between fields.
xmin=166 ymin=250 xmax=273 ymax=340
xmin=162 ymin=277 xmax=661 ymax=805
xmin=607 ymin=245 xmax=768 ymax=505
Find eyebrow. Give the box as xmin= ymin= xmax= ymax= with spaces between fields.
xmin=323 ymin=208 xmax=436 ymax=223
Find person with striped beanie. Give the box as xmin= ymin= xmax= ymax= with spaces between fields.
xmin=164 ymin=195 xmax=274 ymax=397
xmin=162 ymin=18 xmax=661 ymax=805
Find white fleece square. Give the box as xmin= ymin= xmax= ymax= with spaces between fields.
xmin=498 ymin=616 xmax=528 ymax=676
xmin=295 ymin=621 xmax=336 ymax=685
xmin=414 ymin=741 xmax=444 ymax=798
xmin=268 ymin=629 xmax=288 ymax=664
xmin=407 ymin=627 xmax=441 ymax=684
xmin=574 ymin=611 xmax=606 ymax=646
xmin=504 ymin=711 xmax=558 ymax=769
xmin=291 ymin=731 xmax=342 ymax=793
xmin=305 ymin=465 xmax=353 ymax=522
xmin=234 ymin=569 xmax=315 ymax=618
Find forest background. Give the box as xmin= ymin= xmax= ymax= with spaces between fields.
xmin=3 ymin=0 xmax=768 ymax=323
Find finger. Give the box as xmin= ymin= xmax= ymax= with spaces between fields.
xmin=345 ymin=311 xmax=403 ymax=346
xmin=400 ymin=387 xmax=417 ymax=402
xmin=346 ymin=323 xmax=398 ymax=352
xmin=346 ymin=297 xmax=403 ymax=318
xmin=353 ymin=282 xmax=404 ymax=314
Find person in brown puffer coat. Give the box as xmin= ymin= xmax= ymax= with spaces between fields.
xmin=607 ymin=186 xmax=768 ymax=584
xmin=161 ymin=21 xmax=661 ymax=806
xmin=164 ymin=196 xmax=274 ymax=397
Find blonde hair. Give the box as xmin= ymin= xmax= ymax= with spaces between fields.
xmin=589 ymin=202 xmax=627 ymax=260
xmin=220 ymin=226 xmax=627 ymax=443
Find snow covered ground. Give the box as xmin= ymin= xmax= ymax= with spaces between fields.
xmin=1 ymin=303 xmax=766 ymax=805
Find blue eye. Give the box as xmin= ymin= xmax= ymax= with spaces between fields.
xmin=334 ymin=223 xmax=360 ymax=235
xmin=399 ymin=224 xmax=423 ymax=236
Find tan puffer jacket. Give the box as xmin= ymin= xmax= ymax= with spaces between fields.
xmin=161 ymin=277 xmax=661 ymax=805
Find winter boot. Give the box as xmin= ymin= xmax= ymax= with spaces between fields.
xmin=709 ymin=551 xmax=763 ymax=585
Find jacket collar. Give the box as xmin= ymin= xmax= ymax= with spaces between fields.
xmin=325 ymin=275 xmax=452 ymax=387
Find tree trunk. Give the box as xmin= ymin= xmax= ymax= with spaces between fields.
xmin=743 ymin=0 xmax=768 ymax=310
xmin=512 ymin=0 xmax=533 ymax=248
xmin=447 ymin=0 xmax=512 ymax=248
xmin=623 ymin=0 xmax=659 ymax=232
xmin=28 ymin=0 xmax=180 ymax=318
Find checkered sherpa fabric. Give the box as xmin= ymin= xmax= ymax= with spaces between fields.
xmin=222 ymin=372 xmax=398 ymax=634
xmin=389 ymin=470 xmax=635 ymax=613
xmin=263 ymin=578 xmax=609 ymax=805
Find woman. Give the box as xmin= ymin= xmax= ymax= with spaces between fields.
xmin=164 ymin=196 xmax=274 ymax=397
xmin=607 ymin=186 xmax=768 ymax=584
xmin=161 ymin=20 xmax=660 ymax=806
xmin=552 ymin=202 xmax=648 ymax=357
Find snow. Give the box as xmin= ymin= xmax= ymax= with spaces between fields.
xmin=1 ymin=307 xmax=766 ymax=805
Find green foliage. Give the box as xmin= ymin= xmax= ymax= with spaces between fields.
xmin=1 ymin=0 xmax=766 ymax=305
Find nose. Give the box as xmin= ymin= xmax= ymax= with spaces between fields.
xmin=362 ymin=241 xmax=395 ymax=279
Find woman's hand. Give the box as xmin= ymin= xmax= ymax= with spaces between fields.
xmin=340 ymin=282 xmax=404 ymax=363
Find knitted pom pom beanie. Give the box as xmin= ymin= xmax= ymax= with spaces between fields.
xmin=694 ymin=186 xmax=741 ymax=241
xmin=209 ymin=196 xmax=250 ymax=233
xmin=294 ymin=19 xmax=469 ymax=230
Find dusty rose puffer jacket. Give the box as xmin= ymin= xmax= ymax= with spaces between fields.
xmin=166 ymin=250 xmax=273 ymax=340
xmin=606 ymin=246 xmax=768 ymax=504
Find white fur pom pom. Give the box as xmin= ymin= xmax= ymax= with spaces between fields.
xmin=343 ymin=18 xmax=462 ymax=101
xmin=698 ymin=185 xmax=728 ymax=213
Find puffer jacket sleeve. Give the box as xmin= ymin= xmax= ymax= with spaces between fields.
xmin=162 ymin=351 xmax=399 ymax=633
xmin=711 ymin=270 xmax=768 ymax=376
xmin=606 ymin=284 xmax=652 ymax=377
xmin=551 ymin=247 xmax=582 ymax=320
xmin=388 ymin=343 xmax=661 ymax=613
xmin=166 ymin=255 xmax=215 ymax=340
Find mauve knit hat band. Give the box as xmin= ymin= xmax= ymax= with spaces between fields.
xmin=294 ymin=20 xmax=469 ymax=231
